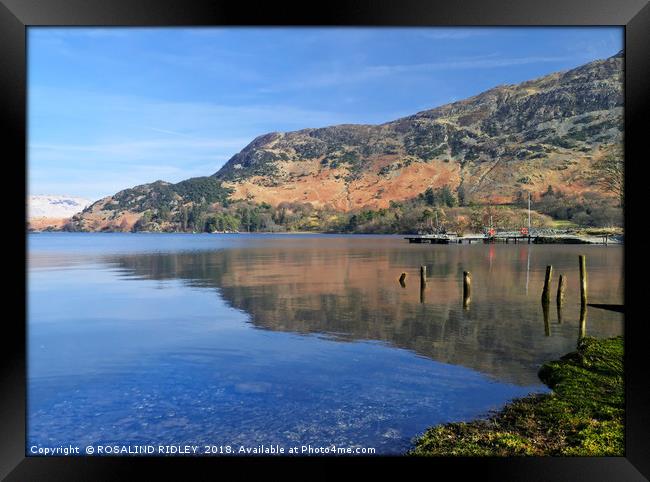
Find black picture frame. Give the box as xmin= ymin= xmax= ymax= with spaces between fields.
xmin=2 ymin=0 xmax=649 ymax=479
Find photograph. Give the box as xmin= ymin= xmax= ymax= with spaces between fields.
xmin=26 ymin=26 xmax=625 ymax=458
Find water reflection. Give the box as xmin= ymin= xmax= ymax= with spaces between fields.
xmin=27 ymin=235 xmax=625 ymax=453
xmin=526 ymin=245 xmax=531 ymax=295
xmin=579 ymin=304 xmax=588 ymax=340
xmin=542 ymin=302 xmax=551 ymax=336
xmin=89 ymin=238 xmax=624 ymax=386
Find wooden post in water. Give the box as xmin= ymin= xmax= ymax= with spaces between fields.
xmin=579 ymin=255 xmax=587 ymax=306
xmin=578 ymin=303 xmax=588 ymax=340
xmin=542 ymin=302 xmax=551 ymax=336
xmin=399 ymin=272 xmax=407 ymax=288
xmin=556 ymin=274 xmax=565 ymax=325
xmin=541 ymin=265 xmax=553 ymax=306
xmin=463 ymin=271 xmax=472 ymax=309
xmin=556 ymin=274 xmax=566 ymax=307
xmin=420 ymin=266 xmax=427 ymax=303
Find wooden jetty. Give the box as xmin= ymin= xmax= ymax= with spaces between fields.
xmin=404 ymin=234 xmax=461 ymax=244
xmin=404 ymin=233 xmax=533 ymax=244
xmin=407 ymin=194 xmax=620 ymax=246
xmin=405 ymin=231 xmax=610 ymax=245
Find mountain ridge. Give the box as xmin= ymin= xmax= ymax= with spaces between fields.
xmin=211 ymin=51 xmax=622 ymax=210
xmin=70 ymin=52 xmax=623 ymax=232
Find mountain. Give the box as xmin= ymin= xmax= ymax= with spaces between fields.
xmin=28 ymin=195 xmax=92 ymax=231
xmin=71 ymin=52 xmax=623 ymax=232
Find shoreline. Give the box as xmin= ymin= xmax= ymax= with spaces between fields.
xmin=410 ymin=336 xmax=624 ymax=456
xmin=27 ymin=230 xmax=624 ymax=244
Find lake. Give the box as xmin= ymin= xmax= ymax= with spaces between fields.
xmin=27 ymin=233 xmax=624 ymax=455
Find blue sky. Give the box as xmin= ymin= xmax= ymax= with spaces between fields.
xmin=28 ymin=27 xmax=622 ymax=201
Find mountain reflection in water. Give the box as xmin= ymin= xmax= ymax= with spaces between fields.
xmin=103 ymin=236 xmax=623 ymax=386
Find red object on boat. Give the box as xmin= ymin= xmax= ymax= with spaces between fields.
xmin=520 ymin=227 xmax=529 ymax=235
xmin=488 ymin=228 xmax=495 ymax=236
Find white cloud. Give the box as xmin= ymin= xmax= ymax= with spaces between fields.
xmin=29 ymin=86 xmax=348 ymax=134
xmin=257 ymin=54 xmax=575 ymax=93
xmin=417 ymin=28 xmax=496 ymax=40
xmin=30 ymin=138 xmax=242 ymax=164
xmin=28 ymin=87 xmax=353 ymax=198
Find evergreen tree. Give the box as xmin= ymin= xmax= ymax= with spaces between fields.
xmin=543 ymin=185 xmax=555 ymax=197
xmin=457 ymin=185 xmax=466 ymax=206
xmin=180 ymin=206 xmax=189 ymax=231
xmin=440 ymin=185 xmax=457 ymax=207
xmin=424 ymin=187 xmax=436 ymax=206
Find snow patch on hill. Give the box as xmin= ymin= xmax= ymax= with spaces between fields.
xmin=28 ymin=195 xmax=92 ymax=219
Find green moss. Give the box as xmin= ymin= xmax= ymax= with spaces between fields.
xmin=410 ymin=336 xmax=623 ymax=456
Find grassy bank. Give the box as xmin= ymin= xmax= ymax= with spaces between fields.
xmin=411 ymin=336 xmax=623 ymax=456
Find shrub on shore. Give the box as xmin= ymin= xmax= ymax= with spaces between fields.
xmin=410 ymin=336 xmax=623 ymax=456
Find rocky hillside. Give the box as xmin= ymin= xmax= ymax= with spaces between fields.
xmin=71 ymin=52 xmax=623 ymax=232
xmin=214 ymin=51 xmax=622 ymax=209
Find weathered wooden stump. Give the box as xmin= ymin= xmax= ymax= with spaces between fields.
xmin=579 ymin=255 xmax=587 ymax=306
xmin=463 ymin=271 xmax=471 ymax=309
xmin=541 ymin=265 xmax=553 ymax=306
xmin=578 ymin=303 xmax=588 ymax=340
xmin=556 ymin=274 xmax=566 ymax=307
xmin=420 ymin=266 xmax=427 ymax=303
xmin=542 ymin=302 xmax=551 ymax=336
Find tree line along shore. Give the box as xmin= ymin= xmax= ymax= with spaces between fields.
xmin=58 ymin=182 xmax=623 ymax=235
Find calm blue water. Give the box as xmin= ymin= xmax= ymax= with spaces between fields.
xmin=27 ymin=233 xmax=623 ymax=455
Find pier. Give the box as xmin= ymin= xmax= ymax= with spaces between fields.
xmin=404 ymin=233 xmax=533 ymax=244
xmin=405 ymin=231 xmax=613 ymax=245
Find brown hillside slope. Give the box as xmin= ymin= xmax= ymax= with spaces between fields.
xmin=72 ymin=52 xmax=623 ymax=230
xmin=214 ymin=52 xmax=622 ymax=210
